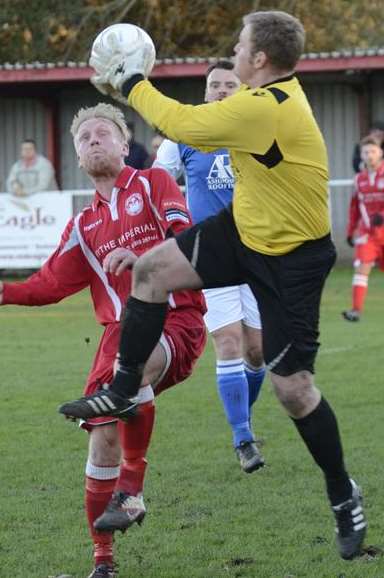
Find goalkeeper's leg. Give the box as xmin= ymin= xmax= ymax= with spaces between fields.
xmin=110 ymin=238 xmax=203 ymax=400
xmin=59 ymin=238 xmax=203 ymax=420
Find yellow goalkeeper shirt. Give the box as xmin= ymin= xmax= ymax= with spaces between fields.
xmin=128 ymin=75 xmax=330 ymax=255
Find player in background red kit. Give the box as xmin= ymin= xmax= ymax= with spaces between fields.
xmin=0 ymin=103 xmax=206 ymax=578
xmin=343 ymin=135 xmax=384 ymax=322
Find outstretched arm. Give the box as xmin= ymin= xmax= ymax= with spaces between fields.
xmin=1 ymin=220 xmax=91 ymax=307
xmin=126 ymin=80 xmax=276 ymax=154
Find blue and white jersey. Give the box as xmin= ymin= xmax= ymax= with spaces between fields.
xmin=153 ymin=139 xmax=234 ymax=224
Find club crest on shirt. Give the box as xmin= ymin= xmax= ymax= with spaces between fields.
xmin=125 ymin=192 xmax=144 ymax=216
xmin=378 ymin=178 xmax=384 ymax=189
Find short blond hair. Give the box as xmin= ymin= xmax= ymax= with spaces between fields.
xmin=71 ymin=102 xmax=129 ymax=142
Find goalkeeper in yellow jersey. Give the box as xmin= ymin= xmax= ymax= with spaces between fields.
xmin=60 ymin=11 xmax=367 ymax=560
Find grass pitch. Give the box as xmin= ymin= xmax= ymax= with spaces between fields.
xmin=0 ymin=268 xmax=383 ymax=578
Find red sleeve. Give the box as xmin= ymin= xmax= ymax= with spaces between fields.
xmin=346 ymin=181 xmax=360 ymax=237
xmin=148 ymin=167 xmax=192 ymax=235
xmin=2 ymin=218 xmax=92 ymax=306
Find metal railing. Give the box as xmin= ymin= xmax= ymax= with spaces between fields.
xmin=0 ymin=179 xmax=355 ymax=272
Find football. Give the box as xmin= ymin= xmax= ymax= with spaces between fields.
xmin=91 ymin=23 xmax=156 ymax=78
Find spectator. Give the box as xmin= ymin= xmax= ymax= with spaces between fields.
xmin=6 ymin=139 xmax=58 ymax=196
xmin=123 ymin=121 xmax=150 ymax=169
xmin=352 ymin=121 xmax=384 ymax=173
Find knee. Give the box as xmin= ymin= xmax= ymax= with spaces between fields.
xmin=212 ymin=328 xmax=242 ymax=360
xmin=132 ymin=253 xmax=155 ymax=287
xmin=245 ymin=344 xmax=264 ymax=367
xmin=243 ymin=327 xmax=263 ymax=366
xmin=355 ymin=262 xmax=372 ymax=276
xmin=89 ymin=425 xmax=121 ymax=465
xmin=270 ymin=371 xmax=320 ymax=418
xmin=90 ymin=439 xmax=121 ymax=466
xmin=132 ymin=252 xmax=169 ymax=296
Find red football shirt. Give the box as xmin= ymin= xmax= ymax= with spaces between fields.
xmin=347 ymin=161 xmax=384 ymax=237
xmin=3 ymin=166 xmax=206 ymax=323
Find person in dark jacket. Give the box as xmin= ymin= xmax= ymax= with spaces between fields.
xmin=123 ymin=121 xmax=150 ymax=169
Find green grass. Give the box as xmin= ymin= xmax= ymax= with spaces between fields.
xmin=0 ymin=268 xmax=383 ymax=578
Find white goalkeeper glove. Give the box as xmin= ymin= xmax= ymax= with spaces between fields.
xmin=89 ymin=29 xmax=155 ymax=100
xmin=90 ymin=73 xmax=130 ymax=105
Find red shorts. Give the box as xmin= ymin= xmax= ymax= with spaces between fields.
xmin=355 ymin=230 xmax=384 ymax=270
xmin=83 ymin=308 xmax=207 ymax=428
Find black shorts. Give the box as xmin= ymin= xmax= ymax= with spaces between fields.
xmin=176 ymin=207 xmax=336 ymax=376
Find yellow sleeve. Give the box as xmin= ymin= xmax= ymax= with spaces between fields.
xmin=128 ymin=80 xmax=278 ymax=154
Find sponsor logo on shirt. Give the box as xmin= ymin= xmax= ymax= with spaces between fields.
xmin=362 ymin=192 xmax=384 ymax=202
xmin=206 ymin=154 xmax=234 ymax=190
xmin=163 ymin=200 xmax=186 ymax=209
xmin=125 ymin=192 xmax=144 ymax=216
xmin=95 ymin=223 xmax=158 ymax=257
xmin=84 ymin=218 xmax=102 ymax=231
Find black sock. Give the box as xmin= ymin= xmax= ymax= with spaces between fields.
xmin=291 ymin=397 xmax=352 ymax=506
xmin=110 ymin=296 xmax=168 ymax=398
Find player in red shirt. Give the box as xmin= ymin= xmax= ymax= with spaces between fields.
xmin=343 ymin=135 xmax=384 ymax=321
xmin=0 ymin=103 xmax=206 ymax=578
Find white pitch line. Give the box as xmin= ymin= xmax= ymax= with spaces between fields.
xmin=320 ymin=346 xmax=354 ymax=355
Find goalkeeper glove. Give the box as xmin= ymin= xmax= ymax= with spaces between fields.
xmin=90 ymin=33 xmax=153 ymax=100
xmin=90 ymin=73 xmax=131 ymax=105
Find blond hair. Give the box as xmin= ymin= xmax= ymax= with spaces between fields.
xmin=71 ymin=103 xmax=129 ymax=142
